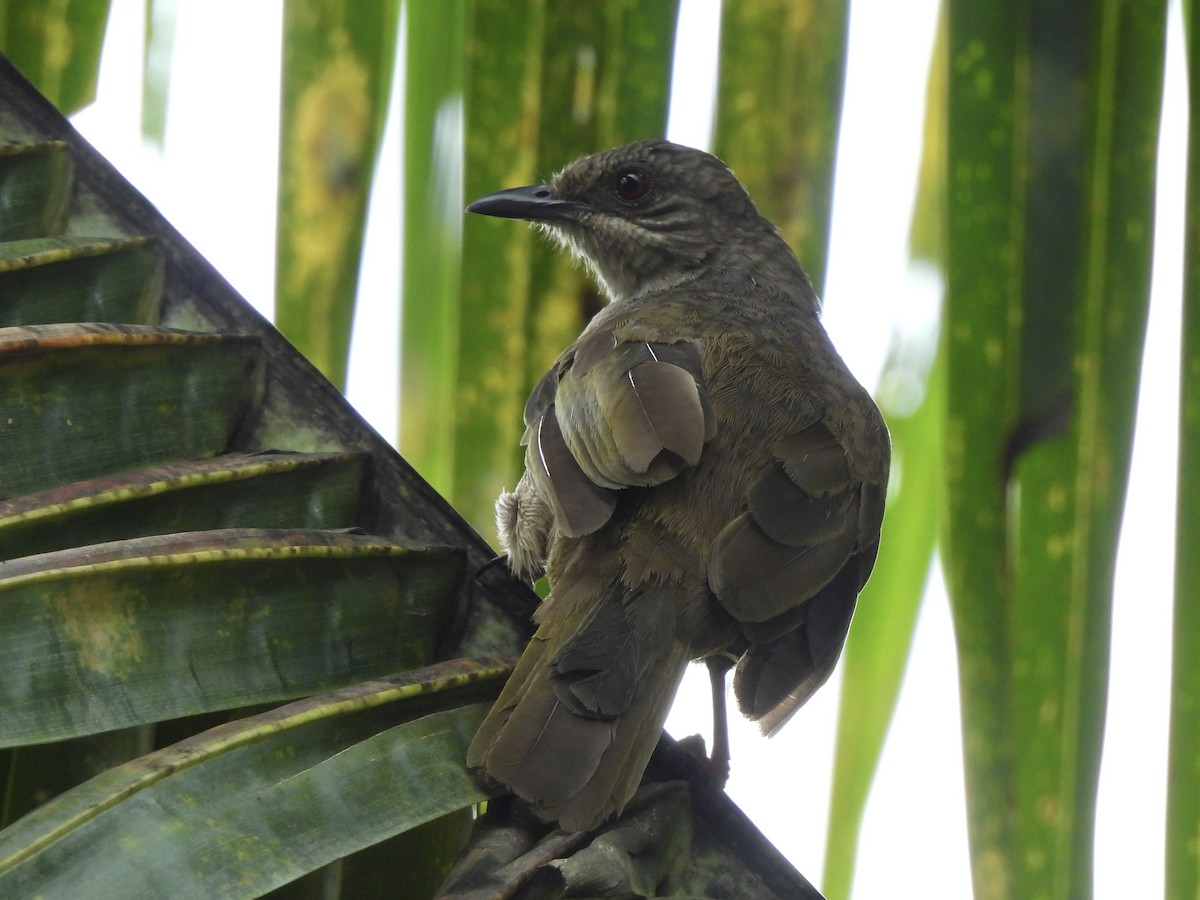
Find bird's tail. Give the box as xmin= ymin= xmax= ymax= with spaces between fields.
xmin=467 ymin=576 xmax=689 ymax=832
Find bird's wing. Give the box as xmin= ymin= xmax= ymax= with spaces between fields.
xmin=709 ymin=420 xmax=886 ymax=732
xmin=524 ymin=329 xmax=716 ymax=538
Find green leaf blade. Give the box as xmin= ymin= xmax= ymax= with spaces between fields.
xmin=0 ymin=530 xmax=465 ymax=745
xmin=0 ymin=659 xmax=512 ymax=898
xmin=0 ymin=141 xmax=73 ymax=239
xmin=0 ymin=0 xmax=112 ymax=115
xmin=0 ymin=451 xmax=367 ymax=559
xmin=0 ymin=236 xmax=163 ymax=326
xmin=714 ymin=0 xmax=848 ymax=292
xmin=140 ymin=0 xmax=177 ymax=147
xmin=945 ymin=2 xmax=1165 ymax=896
xmin=1167 ymin=2 xmax=1200 ymax=894
xmin=275 ymin=0 xmax=400 ymax=388
xmin=945 ymin=4 xmax=1025 ymax=891
xmin=0 ymin=325 xmax=265 ymax=499
xmin=401 ymin=0 xmax=467 ymax=496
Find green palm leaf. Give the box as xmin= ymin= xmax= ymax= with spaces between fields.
xmin=0 ymin=0 xmax=110 ymax=114
xmin=1167 ymin=1 xmax=1200 ymax=893
xmin=0 ymin=659 xmax=511 ymax=898
xmin=945 ymin=2 xmax=1165 ymax=894
xmin=1 ymin=1 xmax=1191 ymax=893
xmin=0 ymin=43 xmax=817 ymax=897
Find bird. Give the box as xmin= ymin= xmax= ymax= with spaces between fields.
xmin=464 ymin=139 xmax=889 ymax=833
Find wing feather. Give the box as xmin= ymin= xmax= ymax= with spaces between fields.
xmin=526 ymin=407 xmax=617 ymax=538
xmin=712 ymin=418 xmax=886 ymax=727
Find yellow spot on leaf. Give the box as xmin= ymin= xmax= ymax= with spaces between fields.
xmin=39 ymin=14 xmax=74 ymax=82
xmin=1039 ymin=697 xmax=1059 ymax=725
xmin=1046 ymin=483 xmax=1068 ymax=511
xmin=984 ymin=337 xmax=1003 ymax=364
xmin=975 ymin=848 xmax=1012 ymax=900
xmin=284 ymin=40 xmax=372 ymax=301
xmin=1024 ymin=846 xmax=1046 ymax=873
xmin=1046 ymin=534 xmax=1066 ymax=559
xmin=1035 ymin=794 xmax=1063 ymax=827
xmin=56 ymin=581 xmax=144 ymax=678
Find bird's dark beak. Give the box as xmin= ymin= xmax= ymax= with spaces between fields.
xmin=466 ymin=185 xmax=585 ymax=222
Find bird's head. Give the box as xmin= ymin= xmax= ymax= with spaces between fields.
xmin=466 ymin=140 xmax=806 ymax=303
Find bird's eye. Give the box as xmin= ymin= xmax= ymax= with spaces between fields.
xmin=615 ymin=170 xmax=651 ymax=203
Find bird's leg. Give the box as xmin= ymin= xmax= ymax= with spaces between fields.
xmin=706 ymin=654 xmax=735 ymax=788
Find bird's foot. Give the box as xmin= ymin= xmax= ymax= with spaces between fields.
xmin=674 ymin=733 xmax=730 ymax=789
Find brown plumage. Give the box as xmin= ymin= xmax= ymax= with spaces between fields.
xmin=466 ymin=140 xmax=889 ymax=832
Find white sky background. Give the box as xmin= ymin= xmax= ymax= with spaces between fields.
xmin=70 ymin=1 xmax=1186 ymax=897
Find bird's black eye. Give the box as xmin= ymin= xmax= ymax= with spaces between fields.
xmin=615 ymin=170 xmax=651 ymax=203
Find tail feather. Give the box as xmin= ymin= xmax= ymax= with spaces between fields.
xmin=467 ymin=577 xmax=690 ymax=832
xmin=466 ymin=634 xmax=551 ymax=769
xmin=543 ymin=644 xmax=689 ymax=831
xmin=488 ymin=691 xmax=617 ymax=806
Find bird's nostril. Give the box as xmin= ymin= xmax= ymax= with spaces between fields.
xmin=535 ymin=189 xmax=550 ymax=198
